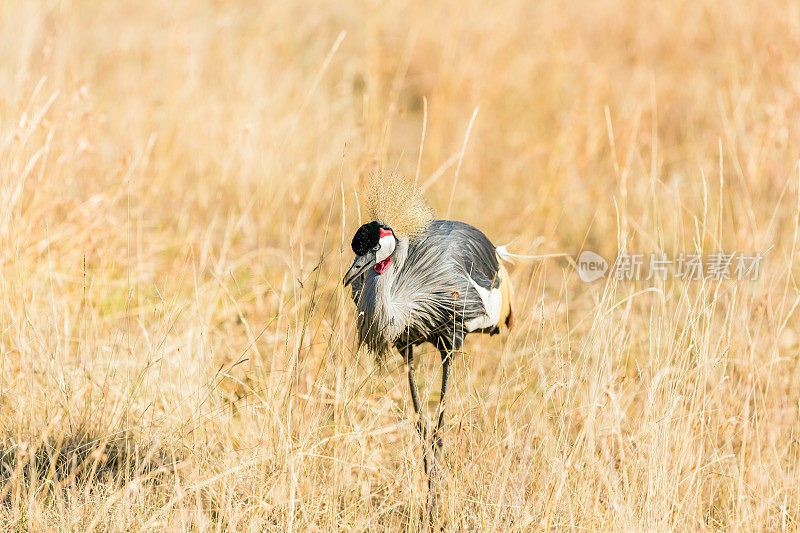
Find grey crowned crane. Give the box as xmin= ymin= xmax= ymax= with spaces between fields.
xmin=343 ymin=173 xmax=513 ymax=509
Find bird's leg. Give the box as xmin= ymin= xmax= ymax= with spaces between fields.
xmin=432 ymin=350 xmax=452 ymax=464
xmin=403 ymin=342 xmax=431 ymax=477
xmin=427 ymin=346 xmax=455 ymax=520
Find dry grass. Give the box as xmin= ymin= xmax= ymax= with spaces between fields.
xmin=1 ymin=0 xmax=799 ymax=530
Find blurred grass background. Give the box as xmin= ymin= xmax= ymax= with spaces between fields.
xmin=0 ymin=0 xmax=799 ymax=530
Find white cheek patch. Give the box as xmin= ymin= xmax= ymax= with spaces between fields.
xmin=375 ymin=235 xmax=396 ymax=262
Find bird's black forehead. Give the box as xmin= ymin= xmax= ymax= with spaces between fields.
xmin=352 ymin=221 xmax=382 ymax=256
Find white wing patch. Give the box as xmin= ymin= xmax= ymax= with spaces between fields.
xmin=464 ymin=276 xmax=502 ymax=331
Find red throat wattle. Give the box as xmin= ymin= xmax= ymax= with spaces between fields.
xmin=374 ymin=257 xmax=391 ymax=274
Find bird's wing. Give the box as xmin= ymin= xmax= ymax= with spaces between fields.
xmin=448 ymin=222 xmax=501 ymax=290
xmin=437 ymin=220 xmax=513 ymax=331
xmin=399 ymin=221 xmax=503 ymax=332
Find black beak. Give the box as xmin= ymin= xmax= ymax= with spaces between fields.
xmin=343 ymin=251 xmax=376 ymax=287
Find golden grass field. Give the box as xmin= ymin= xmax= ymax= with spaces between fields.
xmin=1 ymin=0 xmax=799 ymax=530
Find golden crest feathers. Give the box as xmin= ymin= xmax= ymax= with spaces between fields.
xmin=363 ymin=172 xmax=434 ymax=238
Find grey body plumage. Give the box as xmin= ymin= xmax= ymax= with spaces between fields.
xmin=350 ymin=220 xmax=505 ymax=356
